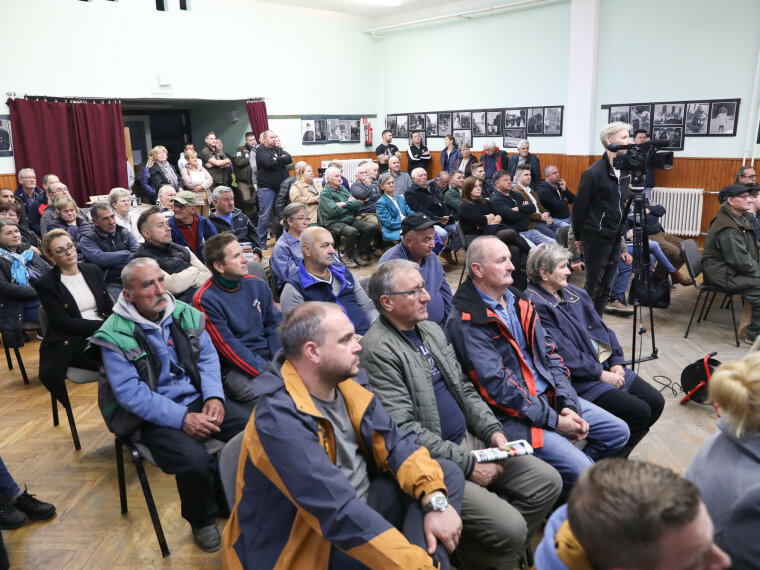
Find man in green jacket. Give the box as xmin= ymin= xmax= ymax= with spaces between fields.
xmin=703 ymin=184 xmax=760 ymax=344
xmin=318 ymin=166 xmax=379 ymax=268
xmin=360 ymin=259 xmax=562 ymax=570
xmin=443 ymin=170 xmax=463 ymax=214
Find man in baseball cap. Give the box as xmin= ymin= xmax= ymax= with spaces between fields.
xmin=168 ymin=190 xmax=218 ymax=262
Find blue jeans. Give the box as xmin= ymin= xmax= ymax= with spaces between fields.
xmin=553 ymin=217 xmax=571 ymax=227
xmin=520 ymin=229 xmax=556 ymax=247
xmin=0 ymin=455 xmax=21 ymax=500
xmin=610 ymin=243 xmax=669 ymax=301
xmin=257 ymin=186 xmax=276 ymax=247
xmin=532 ymin=397 xmax=629 ymax=490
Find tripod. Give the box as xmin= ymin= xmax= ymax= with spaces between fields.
xmin=608 ymin=183 xmax=659 ymax=366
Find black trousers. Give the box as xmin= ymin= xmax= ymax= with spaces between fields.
xmin=139 ymin=398 xmax=250 ymax=528
xmin=582 ymin=239 xmax=621 ymax=315
xmin=593 ymin=375 xmax=665 ymax=450
xmin=328 ymin=459 xmax=465 ymax=570
xmin=0 ymin=530 xmax=8 ymax=570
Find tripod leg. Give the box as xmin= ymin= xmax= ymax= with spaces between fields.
xmin=730 ymin=296 xmax=740 ymax=347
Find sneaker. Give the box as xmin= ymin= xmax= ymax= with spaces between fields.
xmin=744 ymin=335 xmax=757 ymax=346
xmin=352 ymin=255 xmax=368 ymax=267
xmin=0 ymin=495 xmax=27 ymax=530
xmin=13 ymin=489 xmax=56 ymax=521
xmin=439 ymin=249 xmax=454 ymax=264
xmin=343 ymin=257 xmax=358 ymax=269
xmin=192 ymin=523 xmax=222 ymax=552
xmin=605 ymin=299 xmax=634 ymax=316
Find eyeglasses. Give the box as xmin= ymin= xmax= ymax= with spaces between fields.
xmin=741 ymin=173 xmax=757 ymax=179
xmin=290 ymin=216 xmax=309 ymax=221
xmin=52 ymin=242 xmax=76 ymax=256
xmin=387 ymin=281 xmax=427 ymax=298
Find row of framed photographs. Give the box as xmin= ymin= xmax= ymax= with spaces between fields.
xmin=606 ymin=99 xmax=740 ymax=151
xmin=301 ymin=116 xmax=362 ymax=144
xmin=386 ymin=106 xmax=563 ymax=143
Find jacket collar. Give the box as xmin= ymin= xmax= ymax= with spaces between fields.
xmin=397 ymin=243 xmax=427 ymax=267
xmin=297 ymin=260 xmax=347 ymax=291
xmin=452 ymin=277 xmax=521 ymax=324
xmin=524 ymin=283 xmax=580 ymax=308
xmin=718 ymin=418 xmax=760 ymax=463
xmin=554 ymin=519 xmax=593 ymax=570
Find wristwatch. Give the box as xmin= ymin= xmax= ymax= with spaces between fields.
xmin=422 ymin=493 xmax=448 ymax=514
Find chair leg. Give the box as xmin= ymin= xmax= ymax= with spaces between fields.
xmin=703 ymin=292 xmax=718 ymax=322
xmin=115 ymin=439 xmax=128 ymax=515
xmin=697 ymin=291 xmax=713 ymax=323
xmin=730 ymin=296 xmax=740 ymax=347
xmin=14 ymin=348 xmax=28 ymax=384
xmin=684 ymin=290 xmax=705 ymax=339
xmin=129 ymin=447 xmax=170 ymax=557
xmin=64 ymin=403 xmax=81 ymax=451
xmin=4 ymin=342 xmax=12 ymax=370
xmin=51 ymin=393 xmax=59 ymax=426
xmin=458 ymin=262 xmax=466 ymax=287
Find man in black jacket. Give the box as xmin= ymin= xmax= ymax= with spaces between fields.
xmin=537 ymin=165 xmax=575 ymax=226
xmin=572 ymin=122 xmax=633 ymax=315
xmin=208 ymin=186 xmax=262 ymax=262
xmin=233 ymin=132 xmax=257 ymax=218
xmin=491 ymin=171 xmax=554 ymax=247
xmin=255 ymin=130 xmax=292 ymax=249
xmin=404 ymin=168 xmax=460 ymax=262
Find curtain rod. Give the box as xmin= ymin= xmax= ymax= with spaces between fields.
xmin=246 ymin=98 xmax=269 ymax=102
xmin=19 ymin=94 xmax=122 ymax=104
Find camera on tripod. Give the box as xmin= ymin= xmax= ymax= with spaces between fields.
xmin=609 ymin=141 xmax=674 ymax=188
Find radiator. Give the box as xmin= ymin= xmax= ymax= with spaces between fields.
xmin=321 ymin=158 xmax=366 ymax=183
xmin=650 ymin=187 xmax=704 ymax=236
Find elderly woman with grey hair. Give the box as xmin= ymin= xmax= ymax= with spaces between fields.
xmin=523 ymin=242 xmax=664 ymax=457
xmin=270 ymin=202 xmax=310 ymax=292
xmin=108 ymin=187 xmax=142 ymax=241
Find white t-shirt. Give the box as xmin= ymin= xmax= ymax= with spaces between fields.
xmin=60 ymin=272 xmax=99 ymax=321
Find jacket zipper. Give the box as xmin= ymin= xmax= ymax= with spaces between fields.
xmin=599 ymin=211 xmax=606 ymax=231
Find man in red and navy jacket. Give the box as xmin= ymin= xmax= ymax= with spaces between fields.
xmin=480 ymin=141 xmax=509 ymax=180
xmin=444 ymin=236 xmax=629 ymax=495
xmin=193 ymin=232 xmax=281 ymax=411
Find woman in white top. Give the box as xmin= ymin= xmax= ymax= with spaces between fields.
xmin=108 ymin=187 xmax=142 ymax=241
xmin=33 ymin=230 xmax=113 ymax=405
xmin=180 ymin=149 xmax=214 ymax=217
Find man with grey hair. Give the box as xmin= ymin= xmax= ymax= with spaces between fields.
xmin=480 ymin=140 xmax=509 ymax=180
xmin=388 ymin=155 xmax=413 ymax=196
xmin=39 ymin=180 xmax=71 ymax=235
xmin=319 ymin=166 xmax=379 ymax=268
xmin=157 ymin=185 xmax=177 ymax=215
xmin=362 ymin=259 xmax=562 ymax=570
xmin=404 ymin=168 xmax=460 ymax=262
xmin=572 ymin=122 xmax=634 ymax=315
xmin=207 ymin=185 xmax=262 ymax=261
xmin=92 ymin=256 xmax=249 ymax=553
xmin=15 ymin=168 xmax=44 ymax=233
xmin=507 ymin=140 xmax=541 ymax=190
xmin=349 ymin=163 xmax=382 ymax=230
xmin=80 ymin=201 xmax=140 ymax=298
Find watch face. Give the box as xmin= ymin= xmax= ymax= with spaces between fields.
xmin=432 ymin=495 xmax=447 ymax=511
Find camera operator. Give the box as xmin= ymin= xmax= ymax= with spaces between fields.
xmin=572 ymin=122 xmax=633 ymax=315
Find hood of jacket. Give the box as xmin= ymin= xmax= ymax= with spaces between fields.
xmin=112 ymin=290 xmax=177 ymax=331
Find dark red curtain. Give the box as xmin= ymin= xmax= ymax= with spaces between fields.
xmin=245 ymin=100 xmax=269 ymax=143
xmin=7 ymin=98 xmax=127 ymax=205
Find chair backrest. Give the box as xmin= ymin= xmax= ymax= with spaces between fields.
xmin=456 ymin=221 xmax=468 ymax=252
xmin=219 ymin=431 xmax=245 ymax=510
xmin=680 ymin=239 xmax=702 ymax=280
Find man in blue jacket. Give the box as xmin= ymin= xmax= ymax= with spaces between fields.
xmin=444 ymin=236 xmax=629 ymax=494
xmin=169 ymin=191 xmax=218 ymax=262
xmin=92 ymin=257 xmax=249 ymax=553
xmin=207 ymin=186 xmax=262 ymax=261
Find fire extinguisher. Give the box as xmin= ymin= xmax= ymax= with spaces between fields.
xmin=364 ymin=122 xmax=373 ymax=147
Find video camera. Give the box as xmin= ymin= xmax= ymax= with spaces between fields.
xmin=609 ymin=140 xmax=674 ymax=189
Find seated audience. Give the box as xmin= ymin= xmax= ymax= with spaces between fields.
xmin=362 ymin=260 xmax=561 ymax=569
xmin=480 ymin=140 xmax=509 ymax=180
xmin=507 ymin=140 xmax=541 ymax=190
xmin=148 ymin=145 xmax=182 ymax=198
xmin=404 ymin=168 xmax=459 ymax=263
xmin=536 ymin=459 xmax=731 ymax=570
xmin=15 ymin=168 xmax=44 ymax=232
xmin=686 ymin=352 xmax=760 ymax=568
xmin=207 ymin=186 xmax=262 ymax=261
xmin=168 ymin=191 xmax=218 ymax=263
xmin=491 ymin=170 xmax=557 ymax=247
xmin=193 ymin=233 xmax=281 ymax=410
xmin=289 ymin=163 xmax=322 ymax=225
xmin=180 ymin=149 xmax=214 ymax=217
xmin=0 ymin=186 xmax=30 ymax=230
xmin=0 ymin=453 xmax=55 ymax=530
xmin=376 ymin=172 xmax=413 ymax=242
xmin=270 ymin=202 xmax=310 ymax=291
xmin=513 ymin=164 xmax=556 ymax=240
xmin=27 ymin=174 xmax=59 ymax=232
xmin=444 ymin=236 xmax=629 ymax=494
xmin=280 ymin=227 xmax=378 ymax=333
xmin=108 ymin=187 xmax=141 ymax=241
xmin=47 ymin=197 xmax=92 ymax=255
xmin=37 ymin=179 xmax=69 ymax=236
xmin=524 ymin=243 xmax=664 ymax=457
xmin=274 ymin=161 xmax=307 ymax=239
xmin=702 ymin=184 xmax=760 ymax=344
xmin=34 ymin=230 xmax=112 ymax=404
xmin=0 ymin=219 xmax=51 ymax=346
xmin=470 ymin=163 xmax=496 ymax=199
xmin=379 ymin=214 xmax=452 ymax=326
xmin=349 ymin=163 xmax=382 ymax=232
xmin=429 ymin=170 xmax=450 ymax=196
xmin=321 ymin=159 xmax=351 ymax=191
xmin=318 ymin=166 xmax=379 ymax=268
xmin=366 ymin=160 xmax=380 ymax=181
xmin=452 ymin=143 xmax=478 ymax=177
xmin=443 ymin=170 xmax=463 ymax=213
xmin=537 ymin=165 xmax=575 ymax=226
xmin=156 ymin=184 xmax=176 ymax=215
xmin=80 ymin=202 xmax=139 ymax=299
xmin=222 ymin=302 xmax=465 ymax=570
xmin=0 ymin=202 xmax=40 ymax=249
xmin=388 ymin=155 xmax=412 ymax=196
xmin=92 ymin=257 xmax=249 ymax=552
xmin=440 ymin=134 xmax=461 ymax=173
xmin=407 ymin=131 xmax=432 ymax=174
xmin=135 ymin=207 xmax=211 ymax=304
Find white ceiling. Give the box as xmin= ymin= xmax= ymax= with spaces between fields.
xmin=260 ymin=0 xmax=459 ymax=20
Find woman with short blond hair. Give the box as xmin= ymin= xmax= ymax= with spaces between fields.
xmin=180 ymin=149 xmax=214 ymax=217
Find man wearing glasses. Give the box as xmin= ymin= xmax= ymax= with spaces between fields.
xmin=15 ymin=168 xmax=43 ymax=220
xmin=361 ymin=259 xmax=562 ymax=570
xmin=736 ymin=165 xmax=757 ymax=186
xmin=703 ymin=184 xmax=760 ymax=344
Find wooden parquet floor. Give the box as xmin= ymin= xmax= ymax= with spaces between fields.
xmin=0 ymin=260 xmax=748 ymax=568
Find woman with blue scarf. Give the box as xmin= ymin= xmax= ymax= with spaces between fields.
xmin=0 ymin=219 xmax=51 ymax=348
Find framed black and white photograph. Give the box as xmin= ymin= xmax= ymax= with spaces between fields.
xmin=314 ymin=119 xmax=327 ymax=142
xmin=348 ymin=119 xmax=361 ymax=143
xmin=410 ymin=130 xmax=427 ymax=147
xmin=453 ymin=129 xmax=472 ymax=147
xmin=504 ymin=108 xmax=526 ymax=129
xmin=438 ymin=112 xmax=452 ymax=136
xmin=386 ymin=115 xmax=397 ymax=137
xmin=396 ymin=115 xmax=408 ymax=138
xmin=653 ymin=103 xmax=685 ymax=127
xmin=0 ymin=116 xmax=12 ymax=157
xmin=684 ymin=103 xmax=710 ymax=135
xmin=527 ymin=108 xmax=544 ymax=135
xmin=609 ymin=105 xmax=630 ymax=124
xmin=301 ymin=119 xmax=317 ymax=143
xmin=629 ymin=105 xmax=651 ymax=134
xmin=472 ymin=111 xmax=486 ymax=136
xmin=487 ymin=111 xmax=503 ymax=136
xmin=503 ymin=128 xmax=525 ymax=148
xmin=708 ymin=100 xmax=739 ymax=136
xmin=425 ymin=113 xmax=438 ymax=137
xmin=326 ymin=118 xmax=340 ymax=142
xmin=543 ymin=106 xmax=563 ymax=136
xmin=652 ymin=126 xmax=684 ymax=151
xmin=409 ymin=113 xmax=425 ymax=132
xmin=453 ymin=111 xmax=471 ymax=130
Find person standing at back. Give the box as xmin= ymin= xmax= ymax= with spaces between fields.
xmin=255 ymin=130 xmax=292 ymax=250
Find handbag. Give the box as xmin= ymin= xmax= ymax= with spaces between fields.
xmin=628 ymin=270 xmax=671 ymax=309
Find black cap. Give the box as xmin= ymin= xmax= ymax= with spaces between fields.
xmin=401 ymin=213 xmax=437 ymax=234
xmin=718 ymin=184 xmax=760 ymax=203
